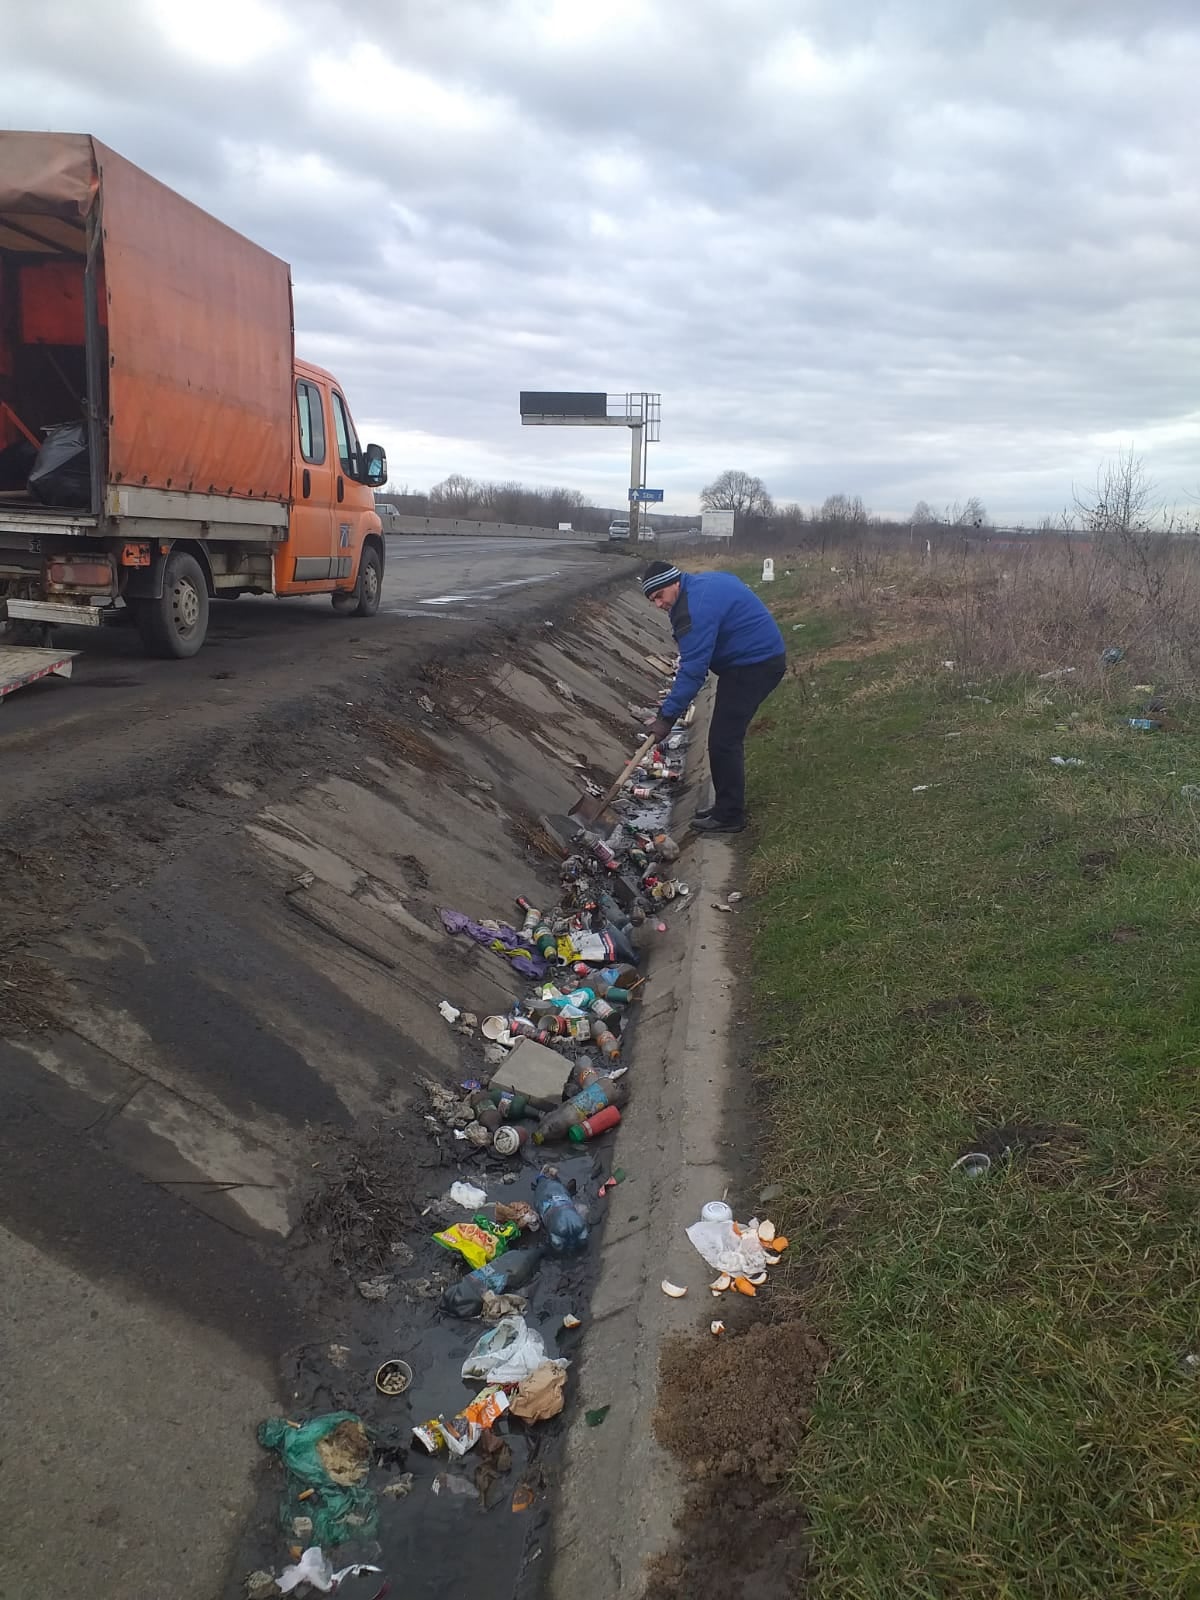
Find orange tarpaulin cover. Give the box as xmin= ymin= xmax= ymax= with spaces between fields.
xmin=0 ymin=132 xmax=294 ymax=502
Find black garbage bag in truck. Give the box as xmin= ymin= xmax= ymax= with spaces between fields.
xmin=27 ymin=422 xmax=91 ymax=508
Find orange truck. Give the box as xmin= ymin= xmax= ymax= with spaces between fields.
xmin=0 ymin=132 xmax=387 ymax=666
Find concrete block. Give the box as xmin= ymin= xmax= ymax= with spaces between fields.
xmin=489 ymin=1036 xmax=572 ymax=1108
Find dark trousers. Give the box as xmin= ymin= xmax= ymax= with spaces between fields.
xmin=708 ymin=654 xmax=787 ymax=821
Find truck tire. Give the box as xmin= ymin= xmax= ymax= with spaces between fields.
xmin=332 ymin=544 xmax=382 ymax=618
xmin=135 ymin=550 xmax=210 ymax=658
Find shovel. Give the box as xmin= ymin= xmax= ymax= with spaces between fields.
xmin=567 ymin=732 xmax=659 ymax=826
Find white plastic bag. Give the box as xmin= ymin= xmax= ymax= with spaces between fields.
xmin=461 ymin=1314 xmax=566 ymax=1386
xmin=686 ymin=1218 xmax=768 ymax=1278
xmin=277 ymin=1548 xmax=382 ymax=1595
xmin=449 ymin=1180 xmax=488 ymax=1209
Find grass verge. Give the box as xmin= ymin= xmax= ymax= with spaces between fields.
xmin=744 ymin=587 xmax=1200 ymax=1597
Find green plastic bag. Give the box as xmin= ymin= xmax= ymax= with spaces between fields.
xmin=257 ymin=1412 xmax=378 ymax=1547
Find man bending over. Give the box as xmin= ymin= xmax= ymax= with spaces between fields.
xmin=642 ymin=559 xmax=786 ymax=834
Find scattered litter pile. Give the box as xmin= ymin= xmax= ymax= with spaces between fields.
xmin=427 ymin=705 xmax=697 ymax=1185
xmin=252 ymin=697 xmax=697 ymax=1594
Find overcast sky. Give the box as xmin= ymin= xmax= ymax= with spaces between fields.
xmin=4 ymin=0 xmax=1200 ymax=521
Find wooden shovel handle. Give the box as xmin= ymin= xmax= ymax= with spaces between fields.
xmin=595 ymin=733 xmax=659 ymax=812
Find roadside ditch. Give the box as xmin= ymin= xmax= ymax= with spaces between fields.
xmin=0 ymin=575 xmax=738 ymax=1600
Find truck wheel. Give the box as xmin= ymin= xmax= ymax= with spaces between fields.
xmin=135 ymin=551 xmax=210 ymax=658
xmin=332 ymin=545 xmax=382 ymax=618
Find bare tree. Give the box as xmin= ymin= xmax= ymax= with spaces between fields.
xmin=1073 ymin=447 xmax=1155 ymax=537
xmin=819 ymin=493 xmax=870 ymax=525
xmin=911 ymin=499 xmax=938 ymax=526
xmin=701 ymin=469 xmax=774 ymax=516
xmin=944 ymin=496 xmax=989 ymax=528
xmin=429 ymin=473 xmax=480 ymax=516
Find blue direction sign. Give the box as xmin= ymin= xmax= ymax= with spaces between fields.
xmin=629 ymin=487 xmax=665 ymax=502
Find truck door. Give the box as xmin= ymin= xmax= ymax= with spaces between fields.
xmin=287 ymin=376 xmax=337 ymax=583
xmin=330 ymin=389 xmax=367 ymax=580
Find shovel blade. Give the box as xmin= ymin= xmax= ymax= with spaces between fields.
xmin=567 ymin=795 xmax=605 ymax=824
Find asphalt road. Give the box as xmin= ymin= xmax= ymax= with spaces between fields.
xmin=0 ymin=534 xmax=623 ymax=778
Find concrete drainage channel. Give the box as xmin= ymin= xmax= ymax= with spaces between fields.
xmin=0 ymin=577 xmax=739 ymax=1600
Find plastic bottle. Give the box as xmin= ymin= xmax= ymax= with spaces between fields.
xmin=532 ymin=922 xmax=558 ymax=960
xmin=567 ymin=1104 xmax=622 ymax=1142
xmin=441 ymin=1247 xmax=543 ymax=1317
xmin=565 ymin=1056 xmax=599 ymax=1094
xmin=532 ymin=1171 xmax=589 ymax=1252
xmin=595 ymin=964 xmax=639 ymax=988
xmin=533 ymin=1074 xmax=625 ymax=1143
xmin=586 ymin=974 xmax=634 ymax=1005
xmin=591 ymin=1020 xmax=621 ymax=1063
xmin=597 ymin=892 xmax=632 ymax=930
xmin=549 ymin=986 xmax=596 ymax=1011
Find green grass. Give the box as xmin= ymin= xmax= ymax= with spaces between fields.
xmin=745 ymin=623 xmax=1200 ymax=1598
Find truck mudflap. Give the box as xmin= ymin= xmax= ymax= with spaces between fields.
xmin=0 ymin=645 xmax=78 ymax=700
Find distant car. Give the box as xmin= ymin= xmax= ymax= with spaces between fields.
xmin=638 ymin=526 xmax=657 ymax=542
xmin=608 ymin=518 xmax=631 ymax=540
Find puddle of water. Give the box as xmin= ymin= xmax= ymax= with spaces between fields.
xmin=225 ymin=1135 xmax=615 ymax=1600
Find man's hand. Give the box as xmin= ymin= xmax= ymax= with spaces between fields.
xmin=644 ymin=714 xmax=673 ymax=741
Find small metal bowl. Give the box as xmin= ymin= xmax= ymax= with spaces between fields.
xmin=375 ymin=1359 xmax=413 ymax=1396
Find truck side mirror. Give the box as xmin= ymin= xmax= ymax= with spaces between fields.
xmin=363 ymin=444 xmax=387 ymax=486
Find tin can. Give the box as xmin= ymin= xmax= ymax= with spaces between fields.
xmin=493 ymin=1124 xmax=530 ymax=1156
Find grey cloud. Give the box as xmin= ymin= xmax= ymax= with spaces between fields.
xmin=3 ymin=0 xmax=1200 ymax=519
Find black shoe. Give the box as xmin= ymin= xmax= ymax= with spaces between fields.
xmin=692 ymin=814 xmax=747 ymax=834
xmin=693 ymin=807 xmax=715 ymax=821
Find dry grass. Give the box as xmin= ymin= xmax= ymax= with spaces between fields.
xmin=715 ymin=529 xmax=1200 ymax=707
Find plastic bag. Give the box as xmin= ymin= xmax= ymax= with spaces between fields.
xmin=413 ymin=1386 xmax=510 ymax=1457
xmin=434 ymin=1216 xmax=517 ymax=1270
xmin=256 ymin=1413 xmax=378 ymax=1547
xmin=686 ymin=1219 xmax=768 ymax=1278
xmin=449 ymin=1180 xmax=488 ymax=1208
xmin=28 ymin=422 xmax=90 ymax=508
xmin=509 ymin=1362 xmax=567 ymax=1422
xmin=277 ymin=1548 xmax=381 ymax=1595
xmin=461 ymin=1315 xmax=565 ymax=1386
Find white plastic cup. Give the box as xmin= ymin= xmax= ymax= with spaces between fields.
xmin=701 ymin=1200 xmax=733 ymax=1224
xmin=950 ymin=1152 xmax=991 ymax=1179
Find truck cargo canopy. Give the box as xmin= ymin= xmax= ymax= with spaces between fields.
xmin=0 ymin=132 xmax=295 ymax=505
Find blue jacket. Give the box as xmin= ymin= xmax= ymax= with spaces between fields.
xmin=661 ymin=571 xmax=786 ymax=721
